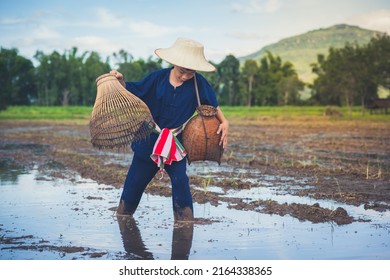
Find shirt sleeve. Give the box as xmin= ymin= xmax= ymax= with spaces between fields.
xmin=124 ymin=71 xmax=160 ymax=98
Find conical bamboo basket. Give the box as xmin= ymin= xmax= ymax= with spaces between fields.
xmin=89 ymin=73 xmax=155 ymax=149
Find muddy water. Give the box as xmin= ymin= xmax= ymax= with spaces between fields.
xmin=1 ymin=163 xmax=389 ymax=260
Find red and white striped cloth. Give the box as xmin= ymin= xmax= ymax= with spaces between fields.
xmin=150 ymin=126 xmax=187 ymax=172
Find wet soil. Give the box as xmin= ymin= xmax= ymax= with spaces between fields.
xmin=1 ymin=116 xmax=389 ymax=227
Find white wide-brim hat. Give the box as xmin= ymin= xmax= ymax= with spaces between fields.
xmin=155 ymin=38 xmax=216 ymax=72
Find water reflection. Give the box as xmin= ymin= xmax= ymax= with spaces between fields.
xmin=116 ymin=216 xmax=194 ymax=260
xmin=0 ymin=158 xmax=27 ymax=184
xmin=170 ymin=222 xmax=194 ymax=260
xmin=117 ymin=216 xmax=154 ymax=259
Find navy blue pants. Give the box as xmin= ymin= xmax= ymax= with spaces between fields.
xmin=119 ymin=152 xmax=193 ymax=219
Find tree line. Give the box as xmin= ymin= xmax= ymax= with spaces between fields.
xmin=1 ymin=34 xmax=388 ymax=109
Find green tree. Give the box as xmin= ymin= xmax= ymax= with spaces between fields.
xmin=35 ymin=50 xmax=68 ymax=105
xmin=61 ymin=47 xmax=87 ymax=105
xmin=202 ymin=61 xmax=220 ymax=94
xmin=277 ymin=75 xmax=305 ymax=105
xmin=82 ymin=52 xmax=111 ymax=105
xmin=34 ymin=50 xmax=51 ymax=105
xmin=310 ymin=53 xmax=339 ymax=105
xmin=254 ymin=52 xmax=303 ymax=106
xmin=34 ymin=47 xmax=110 ymax=106
xmin=114 ymin=50 xmax=162 ymax=82
xmin=278 ymin=61 xmax=304 ymax=105
xmin=0 ymin=47 xmax=36 ymax=109
xmin=365 ymin=34 xmax=390 ymax=90
xmin=217 ymin=55 xmax=240 ymax=105
xmin=142 ymin=56 xmax=163 ymax=75
xmin=310 ymin=35 xmax=389 ymax=110
xmin=241 ymin=59 xmax=259 ymax=106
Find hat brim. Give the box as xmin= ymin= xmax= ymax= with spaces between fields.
xmin=155 ymin=48 xmax=216 ymax=72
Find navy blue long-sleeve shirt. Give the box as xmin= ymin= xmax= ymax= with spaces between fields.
xmin=125 ymin=68 xmax=218 ymax=158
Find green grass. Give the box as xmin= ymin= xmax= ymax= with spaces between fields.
xmin=221 ymin=106 xmax=325 ymax=117
xmin=220 ymin=106 xmax=390 ymax=120
xmin=0 ymin=106 xmax=92 ymax=120
xmin=0 ymin=105 xmax=389 ymax=121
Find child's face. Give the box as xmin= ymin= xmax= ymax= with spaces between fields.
xmin=174 ymin=66 xmax=196 ymax=82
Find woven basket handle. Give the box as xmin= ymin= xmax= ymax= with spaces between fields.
xmin=194 ymin=75 xmax=202 ymax=107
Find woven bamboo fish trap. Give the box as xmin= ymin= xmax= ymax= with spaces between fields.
xmin=182 ymin=105 xmax=223 ymax=164
xmin=89 ymin=73 xmax=155 ymax=149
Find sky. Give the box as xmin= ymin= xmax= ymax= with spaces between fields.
xmin=1 ymin=0 xmax=389 ymax=66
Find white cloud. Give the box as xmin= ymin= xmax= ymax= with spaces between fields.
xmin=347 ymin=9 xmax=390 ymax=33
xmin=226 ymin=31 xmax=264 ymax=40
xmin=73 ymin=36 xmax=119 ymax=54
xmin=94 ymin=7 xmax=123 ymax=28
xmin=14 ymin=26 xmax=61 ymax=48
xmin=90 ymin=7 xmax=192 ymax=38
xmin=208 ymin=44 xmax=260 ymax=62
xmin=0 ymin=17 xmax=26 ymax=25
xmin=32 ymin=26 xmax=61 ymax=40
xmin=262 ymin=0 xmax=281 ymax=13
xmin=231 ymin=0 xmax=282 ymax=14
xmin=127 ymin=20 xmax=192 ymax=37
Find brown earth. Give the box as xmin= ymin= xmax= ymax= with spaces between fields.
xmin=1 ymin=115 xmax=389 ymax=226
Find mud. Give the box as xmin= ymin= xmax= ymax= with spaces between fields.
xmin=0 ymin=116 xmax=389 ymax=259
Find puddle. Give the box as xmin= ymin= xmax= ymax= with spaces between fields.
xmin=0 ymin=163 xmax=389 ymax=260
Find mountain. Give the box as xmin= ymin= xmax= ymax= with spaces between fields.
xmin=239 ymin=24 xmax=384 ymax=83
